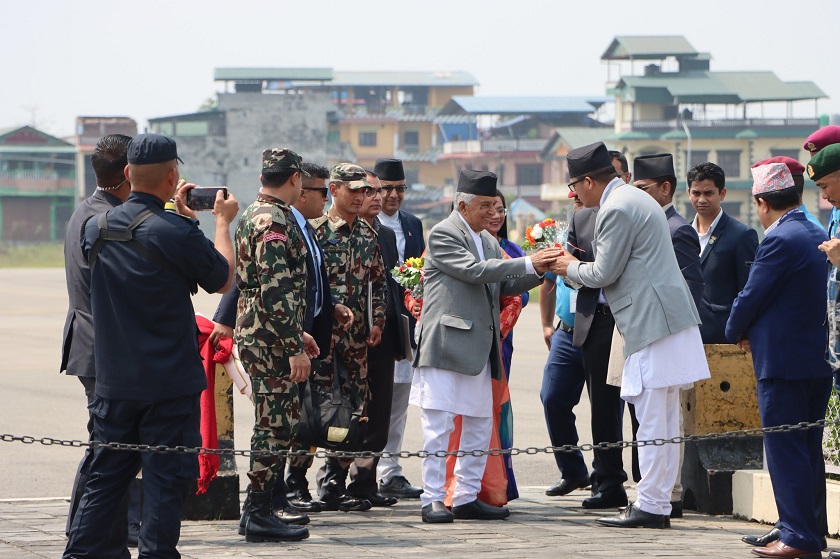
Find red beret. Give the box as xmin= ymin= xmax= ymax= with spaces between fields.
xmin=751 ymin=156 xmax=805 ymax=176
xmin=803 ymin=125 xmax=840 ymax=154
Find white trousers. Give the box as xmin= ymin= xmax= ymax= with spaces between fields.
xmin=419 ymin=408 xmax=492 ymax=507
xmin=377 ymin=381 xmax=412 ymax=484
xmin=633 ymin=385 xmax=681 ymax=516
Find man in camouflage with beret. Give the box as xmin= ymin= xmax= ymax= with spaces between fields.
xmin=286 ymin=163 xmax=388 ymax=512
xmin=235 ymin=148 xmax=315 ymax=543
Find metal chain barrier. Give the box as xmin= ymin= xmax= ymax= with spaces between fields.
xmin=2 ymin=418 xmax=836 ymax=460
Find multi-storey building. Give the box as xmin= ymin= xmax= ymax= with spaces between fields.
xmin=541 ymin=36 xmax=827 ymax=229
xmin=0 ymin=126 xmax=77 ymax=242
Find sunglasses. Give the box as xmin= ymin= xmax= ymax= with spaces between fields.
xmin=303 ymin=187 xmax=329 ymax=197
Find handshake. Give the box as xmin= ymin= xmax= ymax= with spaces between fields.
xmin=529 ymin=247 xmax=578 ymax=277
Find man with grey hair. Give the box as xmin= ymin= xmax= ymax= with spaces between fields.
xmin=410 ymin=170 xmax=559 ymax=523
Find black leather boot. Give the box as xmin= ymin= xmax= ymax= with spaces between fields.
xmin=243 ymin=490 xmax=309 ymax=543
xmin=319 ymin=462 xmax=371 ymax=512
xmin=286 ymin=466 xmax=321 ymax=513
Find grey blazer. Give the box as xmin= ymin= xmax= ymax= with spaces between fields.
xmin=413 ymin=211 xmax=542 ymax=377
xmin=566 ymin=182 xmax=700 ymax=357
xmin=60 ymin=190 xmax=122 ymax=377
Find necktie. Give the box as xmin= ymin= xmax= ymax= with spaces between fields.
xmin=304 ymin=222 xmax=323 ymax=314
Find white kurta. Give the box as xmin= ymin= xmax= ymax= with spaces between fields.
xmin=620 ymin=324 xmax=709 ymax=403
xmin=409 ymin=360 xmax=493 ymax=418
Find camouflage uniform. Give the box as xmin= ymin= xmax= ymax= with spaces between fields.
xmin=288 ymin=164 xmax=387 ymax=471
xmin=236 ymin=149 xmax=310 ymax=493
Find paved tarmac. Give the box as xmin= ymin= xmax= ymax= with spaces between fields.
xmin=5 ymin=488 xmax=837 ymax=559
xmin=0 ymin=268 xmax=819 ymax=558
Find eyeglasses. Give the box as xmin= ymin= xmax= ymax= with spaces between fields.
xmin=494 ymin=207 xmax=507 ymax=216
xmin=381 ymin=185 xmax=407 ymax=195
xmin=303 ymin=187 xmax=329 ymax=197
xmin=634 ymin=181 xmax=662 ymax=192
xmin=567 ymin=177 xmax=587 ymax=192
xmin=359 ymin=187 xmax=383 ymax=198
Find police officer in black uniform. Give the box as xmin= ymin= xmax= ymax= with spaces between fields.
xmin=63 ymin=134 xmax=239 ymax=559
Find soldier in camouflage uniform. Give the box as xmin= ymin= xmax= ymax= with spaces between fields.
xmin=235 ymin=148 xmax=315 ymax=543
xmin=286 ymin=163 xmax=388 ymax=512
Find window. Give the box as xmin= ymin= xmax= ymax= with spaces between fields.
xmin=684 ymin=150 xmax=709 ymax=171
xmin=717 ymin=150 xmax=741 ymax=178
xmin=405 ymin=168 xmax=419 ymax=186
xmin=515 ymin=163 xmax=543 ymax=186
xmin=358 ymin=131 xmax=377 ymax=147
xmin=403 ymin=130 xmax=419 ymax=153
xmin=770 ymin=148 xmax=801 ymax=160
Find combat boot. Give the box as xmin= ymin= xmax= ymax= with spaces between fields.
xmin=319 ymin=463 xmax=371 ymax=512
xmin=286 ymin=466 xmax=321 ymax=513
xmin=243 ymin=490 xmax=309 ymax=543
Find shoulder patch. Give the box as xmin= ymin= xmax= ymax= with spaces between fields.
xmin=270 ymin=207 xmax=286 ymax=225
xmin=264 ymin=231 xmax=288 ymax=243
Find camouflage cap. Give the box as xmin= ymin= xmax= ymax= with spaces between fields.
xmin=330 ymin=163 xmax=370 ymax=189
xmin=262 ymin=148 xmax=311 ymax=177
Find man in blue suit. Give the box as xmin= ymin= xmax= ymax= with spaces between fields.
xmin=688 ymin=162 xmax=759 ymax=344
xmin=726 ymin=163 xmax=831 ymax=559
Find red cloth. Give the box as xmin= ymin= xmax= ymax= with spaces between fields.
xmin=195 ymin=315 xmax=234 ymax=494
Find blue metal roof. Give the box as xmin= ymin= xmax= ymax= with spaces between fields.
xmin=441 ymin=96 xmax=607 ymax=116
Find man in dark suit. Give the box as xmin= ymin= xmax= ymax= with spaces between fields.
xmin=60 ymin=133 xmax=144 ymax=549
xmin=566 ymin=196 xmax=627 ymax=510
xmin=688 ymin=162 xmax=758 ymax=344
xmin=726 ymin=163 xmax=831 ymax=559
xmin=211 ymin=162 xmax=353 ymax=522
xmin=373 ymin=158 xmax=426 ymax=499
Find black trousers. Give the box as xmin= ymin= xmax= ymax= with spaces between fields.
xmin=347 ymin=324 xmax=397 ymax=496
xmin=580 ymin=311 xmax=627 ymax=493
xmin=63 ymin=394 xmax=200 ymax=559
xmin=66 ymin=377 xmax=141 ymax=547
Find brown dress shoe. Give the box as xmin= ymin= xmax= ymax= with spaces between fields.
xmin=752 ymin=540 xmax=821 ymax=558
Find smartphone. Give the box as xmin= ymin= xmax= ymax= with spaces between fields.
xmin=186 ymin=187 xmax=228 ymax=211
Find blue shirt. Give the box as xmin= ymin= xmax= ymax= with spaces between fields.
xmin=546 ymin=272 xmax=575 ymax=326
xmin=82 ymin=192 xmax=229 ymax=401
xmin=800 ymin=204 xmax=824 ymax=231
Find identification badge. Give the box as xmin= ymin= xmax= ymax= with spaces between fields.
xmin=264 ymin=231 xmax=287 ymax=242
xmin=569 ymin=290 xmax=577 ymax=314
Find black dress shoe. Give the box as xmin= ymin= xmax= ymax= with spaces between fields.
xmin=422 ymin=501 xmax=454 ymax=524
xmin=596 ymin=502 xmax=669 ymax=529
xmin=669 ymin=500 xmax=682 ymax=519
xmin=287 ymin=488 xmax=322 ymax=513
xmin=320 ymin=494 xmax=372 ymax=512
xmin=275 ymin=506 xmax=310 ymax=525
xmin=545 ymin=476 xmax=590 ymax=497
xmin=379 ymin=475 xmax=423 ymax=499
xmin=743 ymin=528 xmax=782 ymax=547
xmin=828 ymin=550 xmax=840 ymax=559
xmin=360 ymin=492 xmax=397 ymax=507
xmin=451 ymin=498 xmax=510 ymax=520
xmin=582 ymin=488 xmax=628 ymax=509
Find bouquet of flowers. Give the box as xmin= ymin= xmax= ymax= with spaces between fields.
xmin=391 ymin=256 xmax=425 ymax=299
xmin=520 ymin=217 xmax=569 ymax=254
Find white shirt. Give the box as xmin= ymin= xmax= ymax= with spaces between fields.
xmin=692 ymin=209 xmax=724 ymax=255
xmin=379 ymin=211 xmax=406 ymax=262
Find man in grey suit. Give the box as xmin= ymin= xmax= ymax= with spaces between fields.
xmin=554 ymin=142 xmax=710 ymax=528
xmin=60 ymin=134 xmax=143 ymax=547
xmin=410 ymin=170 xmax=558 ymax=524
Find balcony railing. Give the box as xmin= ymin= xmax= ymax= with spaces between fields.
xmin=444 ymin=138 xmax=549 ymax=155
xmin=0 ymin=171 xmax=75 ymax=192
xmin=622 ymin=117 xmax=821 ymax=131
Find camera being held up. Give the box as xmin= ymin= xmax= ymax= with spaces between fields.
xmin=186 ymin=186 xmax=228 ymax=211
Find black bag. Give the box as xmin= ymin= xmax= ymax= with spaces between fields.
xmin=296 ymin=351 xmax=367 ymax=450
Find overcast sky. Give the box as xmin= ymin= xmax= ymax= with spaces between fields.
xmin=3 ymin=0 xmax=839 ymax=139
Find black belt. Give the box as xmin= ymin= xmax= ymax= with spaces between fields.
xmin=595 ymin=304 xmax=612 ymax=315
xmin=557 ymin=320 xmax=574 ymax=334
